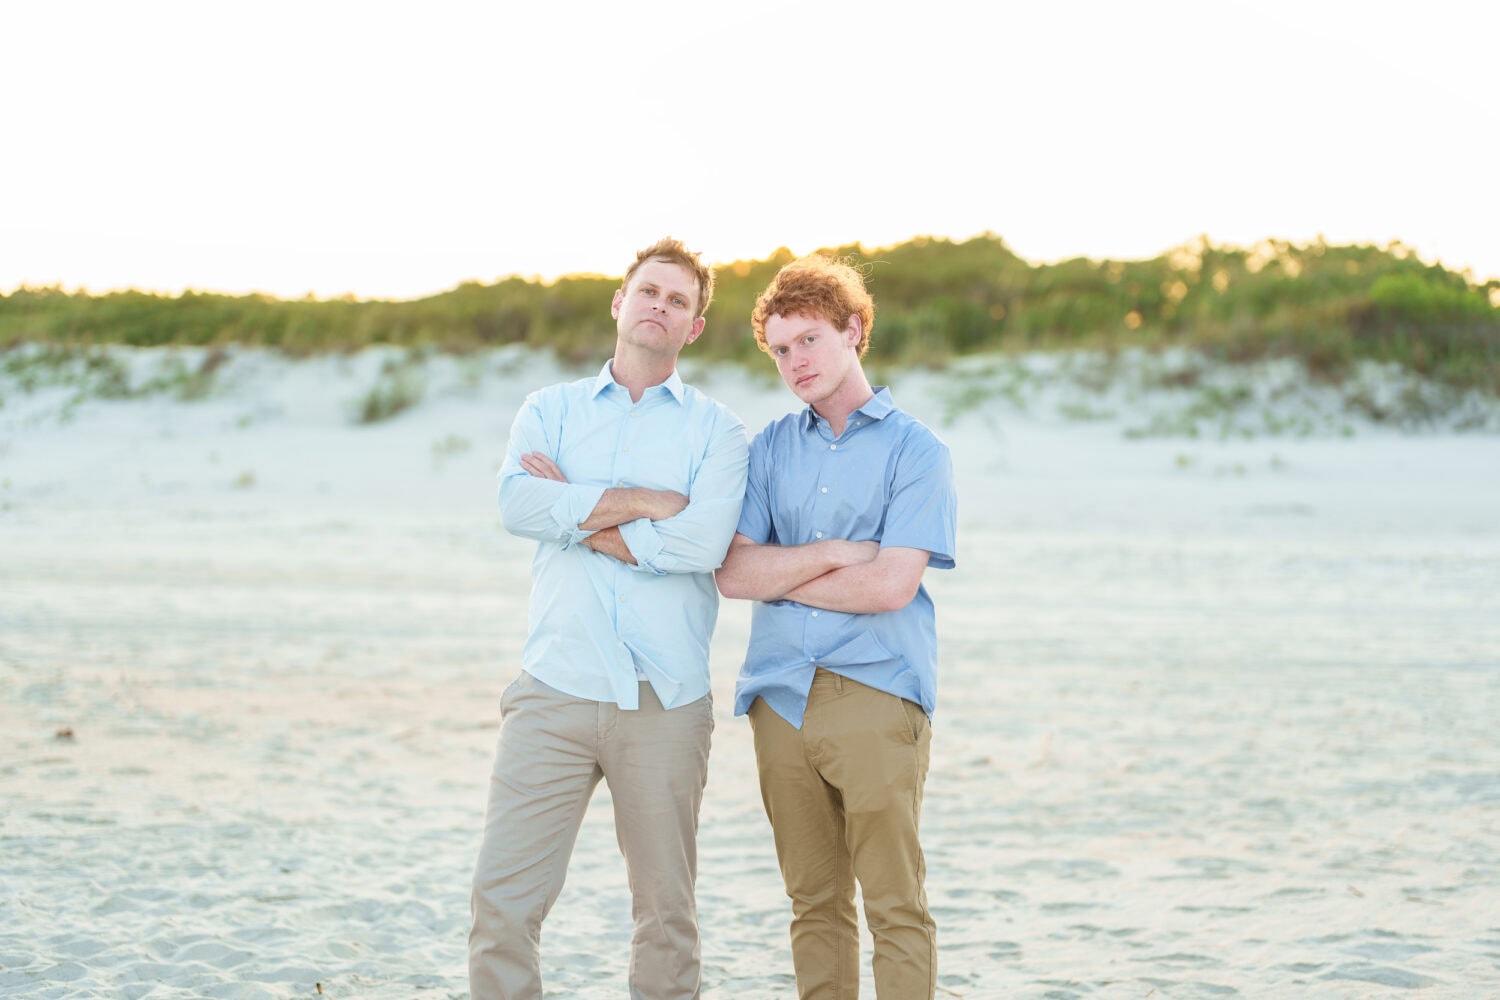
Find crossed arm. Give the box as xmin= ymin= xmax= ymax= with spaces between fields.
xmin=523 ymin=445 xmax=929 ymax=605
xmin=518 ymin=452 xmax=683 ymax=565
xmin=715 ymin=533 xmax=931 ymax=615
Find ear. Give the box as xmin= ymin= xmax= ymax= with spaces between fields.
xmin=844 ymin=315 xmax=863 ymax=346
xmin=684 ymin=316 xmax=706 ymax=345
xmin=611 ymin=288 xmax=624 ymax=318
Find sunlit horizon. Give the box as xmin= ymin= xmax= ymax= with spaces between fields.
xmin=7 ymin=226 xmax=1496 ymax=304
xmin=4 ymin=0 xmax=1497 ymax=302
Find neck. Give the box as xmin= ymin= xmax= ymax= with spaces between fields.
xmin=610 ymin=345 xmax=676 ymax=403
xmin=814 ymin=372 xmax=876 ymax=437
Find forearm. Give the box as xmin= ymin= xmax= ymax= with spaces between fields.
xmin=579 ymin=487 xmax=686 ymax=531
xmin=716 ymin=537 xmax=877 ymax=602
xmin=781 ymin=565 xmax=893 ymax=613
xmin=619 ymin=495 xmax=745 ymax=575
xmin=782 ymin=546 xmax=930 ymax=614
xmin=616 ymin=420 xmax=749 ymax=575
xmin=580 ymin=525 xmax=637 ymax=565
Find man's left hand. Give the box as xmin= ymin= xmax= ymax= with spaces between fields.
xmin=521 ymin=452 xmax=566 ymax=482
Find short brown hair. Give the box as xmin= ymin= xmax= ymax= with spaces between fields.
xmin=623 ymin=237 xmax=715 ymax=318
xmin=751 ymin=255 xmax=874 ymax=357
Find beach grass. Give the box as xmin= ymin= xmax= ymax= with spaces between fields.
xmin=4 ymin=235 xmax=1497 ymax=397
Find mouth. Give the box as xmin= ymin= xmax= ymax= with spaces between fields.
xmin=794 ymin=373 xmax=818 ymax=389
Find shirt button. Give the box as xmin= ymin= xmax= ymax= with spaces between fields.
xmin=819 ymin=487 xmax=828 ymax=494
xmin=811 ymin=611 xmax=820 ymax=618
xmin=829 ymin=444 xmax=837 ymax=451
xmin=814 ymin=531 xmax=823 ymax=539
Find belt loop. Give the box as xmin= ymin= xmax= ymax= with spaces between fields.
xmin=833 ymin=672 xmax=843 ymax=694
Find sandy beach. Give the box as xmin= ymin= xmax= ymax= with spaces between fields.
xmin=3 ymin=345 xmax=1498 ymax=998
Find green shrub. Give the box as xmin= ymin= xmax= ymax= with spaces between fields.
xmin=3 ymin=235 xmax=1496 ymax=393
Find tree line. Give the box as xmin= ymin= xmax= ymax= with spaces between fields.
xmin=3 ymin=234 xmax=1496 ymax=391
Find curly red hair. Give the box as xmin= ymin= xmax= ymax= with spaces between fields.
xmin=751 ymin=255 xmax=874 ymax=357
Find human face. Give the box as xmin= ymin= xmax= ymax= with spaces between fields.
xmin=611 ymin=258 xmax=705 ymax=360
xmin=762 ymin=311 xmax=862 ymax=412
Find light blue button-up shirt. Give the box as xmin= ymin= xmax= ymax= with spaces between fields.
xmin=498 ymin=361 xmax=749 ymax=710
xmin=733 ymin=388 xmax=956 ymax=728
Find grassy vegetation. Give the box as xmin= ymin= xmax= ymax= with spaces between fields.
xmin=3 ymin=234 xmax=1497 ymax=394
xmin=1 ymin=343 xmax=234 ymax=413
xmin=355 ymin=351 xmax=428 ymax=424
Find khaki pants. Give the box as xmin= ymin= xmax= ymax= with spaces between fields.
xmin=749 ymin=669 xmax=936 ymax=1000
xmin=469 ymin=671 xmax=713 ymax=1000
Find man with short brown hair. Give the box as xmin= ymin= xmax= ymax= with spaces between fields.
xmin=470 ymin=237 xmax=747 ymax=999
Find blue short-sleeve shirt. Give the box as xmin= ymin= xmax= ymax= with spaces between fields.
xmin=733 ymin=387 xmax=957 ymax=728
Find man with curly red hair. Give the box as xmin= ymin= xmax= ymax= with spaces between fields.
xmin=717 ymin=255 xmax=958 ymax=999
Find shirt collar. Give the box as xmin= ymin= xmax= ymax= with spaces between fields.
xmin=802 ymin=385 xmax=895 ymax=430
xmin=591 ymin=359 xmax=686 ymax=403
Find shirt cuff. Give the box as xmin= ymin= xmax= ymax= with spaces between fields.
xmin=617 ymin=518 xmax=666 ymax=575
xmin=549 ymin=484 xmax=606 ymax=548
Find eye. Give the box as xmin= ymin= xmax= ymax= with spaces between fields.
xmin=772 ymin=346 xmax=788 ymax=357
xmin=670 ymin=296 xmax=686 ymax=307
xmin=642 ymin=287 xmax=656 ymax=296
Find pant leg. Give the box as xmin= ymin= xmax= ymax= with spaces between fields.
xmin=811 ymin=674 xmax=936 ymax=1000
xmin=749 ymin=679 xmax=860 ymax=1000
xmin=469 ymin=672 xmax=604 ymax=1000
xmin=601 ymin=682 xmax=714 ymax=1000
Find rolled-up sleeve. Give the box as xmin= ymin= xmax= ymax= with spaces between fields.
xmin=497 ymin=393 xmax=606 ymax=548
xmin=618 ymin=409 xmax=749 ymax=575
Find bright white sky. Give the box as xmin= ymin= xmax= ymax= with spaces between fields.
xmin=4 ymin=0 xmax=1496 ymax=300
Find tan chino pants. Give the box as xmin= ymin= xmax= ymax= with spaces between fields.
xmin=469 ymin=671 xmax=713 ymax=1000
xmin=749 ymin=669 xmax=936 ymax=1000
